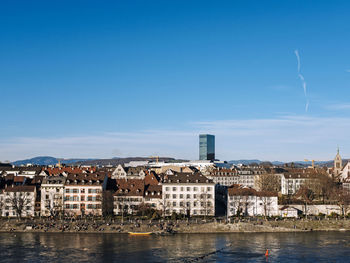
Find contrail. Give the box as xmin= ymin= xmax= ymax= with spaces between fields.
xmin=295 ymin=50 xmax=301 ymax=72
xmin=294 ymin=49 xmax=308 ymax=112
xmin=298 ymin=73 xmax=307 ymax=96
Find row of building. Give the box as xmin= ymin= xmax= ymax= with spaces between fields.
xmin=0 ymin=149 xmax=349 ymax=218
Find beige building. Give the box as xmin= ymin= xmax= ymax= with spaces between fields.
xmin=64 ymin=173 xmax=106 ymax=216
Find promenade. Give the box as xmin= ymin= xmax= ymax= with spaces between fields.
xmin=1 ymin=217 xmax=350 ymax=233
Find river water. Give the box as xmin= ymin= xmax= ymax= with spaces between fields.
xmin=0 ymin=232 xmax=349 ymax=262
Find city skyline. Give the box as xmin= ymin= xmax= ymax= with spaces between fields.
xmin=2 ymin=1 xmax=350 ymax=161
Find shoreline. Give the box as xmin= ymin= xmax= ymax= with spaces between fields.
xmin=1 ymin=219 xmax=350 ymax=234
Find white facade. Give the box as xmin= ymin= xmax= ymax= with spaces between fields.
xmin=162 ymin=183 xmax=215 ymax=216
xmin=41 ymin=176 xmax=65 ymax=217
xmin=2 ymin=186 xmax=36 ymax=217
xmin=227 ymin=192 xmax=278 ymax=217
xmin=281 ymin=174 xmax=317 ymax=195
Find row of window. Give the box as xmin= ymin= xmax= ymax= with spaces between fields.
xmin=165 ymin=194 xmax=212 ymax=199
xmin=165 ymin=209 xmax=212 ymax=215
xmin=65 ymin=204 xmax=101 ymax=209
xmin=65 ymin=188 xmax=101 ymax=194
xmin=64 ymin=196 xmax=101 ymax=202
xmin=166 ymin=201 xmax=212 ymax=207
xmin=164 ymin=186 xmax=212 ymax=192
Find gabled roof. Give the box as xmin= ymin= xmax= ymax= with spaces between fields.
xmin=65 ymin=173 xmax=105 ymax=186
xmin=145 ymin=185 xmax=162 ymax=199
xmin=114 ymin=179 xmax=144 ymax=196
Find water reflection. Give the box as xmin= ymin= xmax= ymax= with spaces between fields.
xmin=0 ymin=232 xmax=349 ymax=262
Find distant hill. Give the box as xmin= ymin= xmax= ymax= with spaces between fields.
xmin=12 ymin=156 xmax=182 ymax=166
xmin=12 ymin=156 xmax=93 ymax=166
xmin=74 ymin=157 xmax=178 ymax=166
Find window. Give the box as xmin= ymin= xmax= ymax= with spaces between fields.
xmin=81 ymin=196 xmax=85 ymax=201
xmin=165 ymin=194 xmax=170 ymax=198
xmin=186 ymin=187 xmax=190 ymax=191
xmin=186 ymin=194 xmax=190 ymax=199
xmin=207 ymin=187 xmax=211 ymax=191
xmin=172 ymin=194 xmax=177 ymax=199
xmin=180 ymin=187 xmax=184 ymax=191
xmin=172 ymin=201 xmax=177 ymax=207
xmin=81 ymin=189 xmax=85 ymax=193
xmin=172 ymin=187 xmax=177 ymax=191
xmin=165 ymin=187 xmax=170 ymax=191
xmin=194 ymin=187 xmax=198 ymax=191
xmin=180 ymin=194 xmax=183 ymax=198
xmin=73 ymin=189 xmax=78 ymax=194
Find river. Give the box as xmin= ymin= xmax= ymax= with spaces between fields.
xmin=0 ymin=232 xmax=349 ymax=262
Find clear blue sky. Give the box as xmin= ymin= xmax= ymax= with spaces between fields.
xmin=1 ymin=0 xmax=350 ymax=161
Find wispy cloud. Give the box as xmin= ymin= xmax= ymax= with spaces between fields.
xmin=294 ymin=49 xmax=309 ymax=112
xmin=326 ymin=103 xmax=350 ymax=110
xmin=2 ymin=115 xmax=350 ymax=162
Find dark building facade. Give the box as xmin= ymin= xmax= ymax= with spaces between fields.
xmin=199 ymin=134 xmax=215 ymax=160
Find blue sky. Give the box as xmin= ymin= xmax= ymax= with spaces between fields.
xmin=1 ymin=0 xmax=350 ymax=161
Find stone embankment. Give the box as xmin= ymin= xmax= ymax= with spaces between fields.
xmin=0 ymin=218 xmax=350 ymax=233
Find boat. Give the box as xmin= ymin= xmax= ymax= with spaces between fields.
xmin=128 ymin=232 xmax=153 ymax=236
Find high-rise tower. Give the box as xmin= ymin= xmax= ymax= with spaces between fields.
xmin=199 ymin=134 xmax=215 ymax=161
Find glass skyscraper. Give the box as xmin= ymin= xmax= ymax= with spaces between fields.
xmin=199 ymin=134 xmax=215 ymax=160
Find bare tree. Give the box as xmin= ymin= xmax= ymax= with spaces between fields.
xmin=261 ymin=196 xmax=272 ymax=218
xmin=102 ymin=190 xmax=114 ymax=218
xmin=256 ymin=174 xmax=281 ymax=192
xmin=333 ymin=188 xmax=350 ymax=218
xmin=296 ymin=186 xmax=315 ymax=218
xmin=8 ymin=193 xmax=33 ymax=219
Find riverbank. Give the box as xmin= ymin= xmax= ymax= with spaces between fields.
xmin=1 ymin=218 xmax=350 ymax=233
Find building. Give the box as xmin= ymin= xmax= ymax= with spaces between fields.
xmin=281 ymin=169 xmax=320 ymax=195
xmin=111 ymin=165 xmax=146 ymax=180
xmin=64 ymin=173 xmax=106 ymax=216
xmin=2 ymin=185 xmax=36 ymax=217
xmin=207 ymin=168 xmax=239 ymax=186
xmin=227 ymin=185 xmax=278 ymax=217
xmin=113 ymin=179 xmax=145 ymax=215
xmin=162 ymin=173 xmax=215 ymax=217
xmin=199 ymin=134 xmax=215 ymax=161
xmin=41 ymin=176 xmax=66 ymax=217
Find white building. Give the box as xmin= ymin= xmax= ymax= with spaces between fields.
xmin=41 ymin=176 xmax=66 ymax=217
xmin=162 ymin=173 xmax=215 ymax=217
xmin=2 ymin=185 xmax=36 ymax=217
xmin=281 ymin=170 xmax=320 ymax=195
xmin=227 ymin=185 xmax=278 ymax=217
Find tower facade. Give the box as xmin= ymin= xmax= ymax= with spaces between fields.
xmin=199 ymin=134 xmax=215 ymax=161
xmin=334 ymin=148 xmax=342 ymax=176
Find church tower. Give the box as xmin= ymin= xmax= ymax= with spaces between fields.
xmin=334 ymin=147 xmax=342 ymax=176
